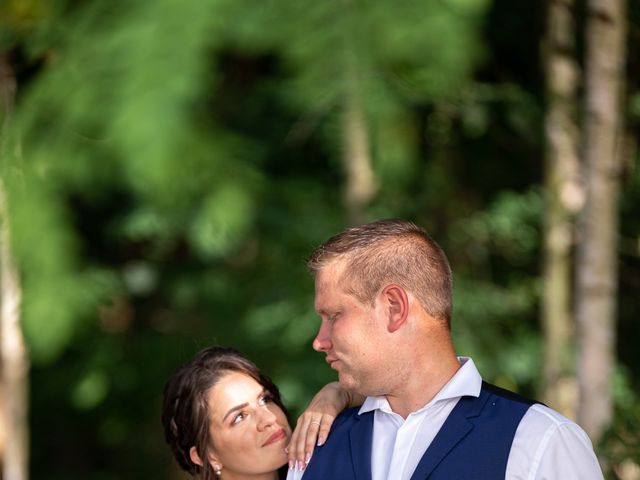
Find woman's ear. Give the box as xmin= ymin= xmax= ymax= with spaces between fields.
xmin=189 ymin=447 xmax=204 ymax=467
xmin=190 ymin=447 xmax=223 ymax=475
xmin=381 ymin=284 xmax=409 ymax=333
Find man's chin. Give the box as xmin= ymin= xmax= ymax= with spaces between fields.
xmin=337 ymin=374 xmax=358 ymax=392
xmin=338 ymin=374 xmax=381 ymax=398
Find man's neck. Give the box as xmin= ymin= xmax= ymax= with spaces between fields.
xmin=384 ymin=352 xmax=461 ymax=419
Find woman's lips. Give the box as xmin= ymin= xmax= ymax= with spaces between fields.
xmin=263 ymin=428 xmax=287 ymax=447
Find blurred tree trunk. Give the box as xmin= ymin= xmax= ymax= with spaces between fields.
xmin=575 ymin=0 xmax=626 ymax=444
xmin=342 ymin=64 xmax=376 ymax=226
xmin=0 ymin=53 xmax=29 ymax=480
xmin=341 ymin=1 xmax=376 ymax=226
xmin=540 ymin=0 xmax=582 ymax=418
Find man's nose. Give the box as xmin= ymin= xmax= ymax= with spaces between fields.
xmin=312 ymin=320 xmax=331 ymax=352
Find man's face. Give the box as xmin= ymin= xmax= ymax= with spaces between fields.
xmin=312 ymin=260 xmax=387 ymax=395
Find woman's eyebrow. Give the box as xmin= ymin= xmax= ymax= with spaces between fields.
xmin=222 ymin=403 xmax=249 ymax=422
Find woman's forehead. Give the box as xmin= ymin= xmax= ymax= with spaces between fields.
xmin=208 ymin=372 xmax=263 ymax=411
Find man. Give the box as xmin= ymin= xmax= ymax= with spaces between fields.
xmin=291 ymin=219 xmax=602 ymax=479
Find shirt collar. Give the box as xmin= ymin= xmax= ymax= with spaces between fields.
xmin=358 ymin=357 xmax=482 ymax=415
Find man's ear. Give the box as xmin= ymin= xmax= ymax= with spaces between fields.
xmin=381 ymin=284 xmax=409 ymax=333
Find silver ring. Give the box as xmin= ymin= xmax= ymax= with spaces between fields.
xmin=310 ymin=420 xmax=321 ymax=426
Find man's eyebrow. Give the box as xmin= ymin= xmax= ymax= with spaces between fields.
xmin=222 ymin=403 xmax=249 ymax=422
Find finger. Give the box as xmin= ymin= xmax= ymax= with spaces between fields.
xmin=297 ymin=417 xmax=316 ymax=468
xmin=300 ymin=414 xmax=336 ymax=470
xmin=292 ymin=414 xmax=321 ymax=471
xmin=297 ymin=420 xmax=320 ymax=471
xmin=287 ymin=416 xmax=304 ymax=469
xmin=285 ymin=418 xmax=300 ymax=469
xmin=302 ymin=419 xmax=322 ymax=464
xmin=290 ymin=414 xmax=313 ymax=468
xmin=316 ymin=413 xmax=334 ymax=447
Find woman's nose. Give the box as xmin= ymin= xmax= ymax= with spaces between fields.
xmin=257 ymin=406 xmax=278 ymax=431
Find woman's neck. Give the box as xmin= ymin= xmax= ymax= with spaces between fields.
xmin=219 ymin=470 xmax=281 ymax=480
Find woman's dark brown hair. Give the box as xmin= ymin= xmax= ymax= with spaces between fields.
xmin=161 ymin=347 xmax=289 ymax=480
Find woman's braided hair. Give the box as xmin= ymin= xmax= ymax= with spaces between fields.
xmin=161 ymin=347 xmax=288 ymax=479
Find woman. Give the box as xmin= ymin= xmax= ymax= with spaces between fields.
xmin=161 ymin=346 xmax=358 ymax=479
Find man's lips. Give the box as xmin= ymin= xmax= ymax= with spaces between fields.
xmin=325 ymin=356 xmax=339 ymax=368
xmin=263 ymin=428 xmax=286 ymax=447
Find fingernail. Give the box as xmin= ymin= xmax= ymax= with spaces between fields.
xmin=305 ymin=453 xmax=311 ymax=464
xmin=288 ymin=460 xmax=294 ymax=470
xmin=317 ymin=435 xmax=325 ymax=446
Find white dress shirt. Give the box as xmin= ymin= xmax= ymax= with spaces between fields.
xmin=289 ymin=357 xmax=603 ymax=480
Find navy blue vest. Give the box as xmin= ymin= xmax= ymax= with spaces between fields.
xmin=302 ymin=382 xmax=536 ymax=480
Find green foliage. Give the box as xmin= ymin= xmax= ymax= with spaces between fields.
xmin=4 ymin=0 xmax=265 ymax=361
xmin=452 ymin=188 xmax=542 ymax=266
xmin=2 ymin=165 xmax=116 ymax=362
xmin=599 ymin=366 xmax=640 ymax=478
xmin=189 ymin=182 xmax=256 ymax=258
xmin=0 ymin=0 xmax=637 ymax=478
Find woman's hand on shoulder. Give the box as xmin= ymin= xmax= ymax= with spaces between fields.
xmin=286 ymin=381 xmax=362 ymax=471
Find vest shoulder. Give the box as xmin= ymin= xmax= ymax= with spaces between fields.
xmin=319 ymin=406 xmax=368 ymax=446
xmin=481 ymin=381 xmax=539 ymax=407
xmin=333 ymin=405 xmax=362 ymax=426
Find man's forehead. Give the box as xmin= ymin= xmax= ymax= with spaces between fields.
xmin=318 ymin=256 xmax=348 ymax=277
xmin=314 ymin=259 xmax=352 ymax=307
xmin=314 ymin=259 xmax=347 ymax=288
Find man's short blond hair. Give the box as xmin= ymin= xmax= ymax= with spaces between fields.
xmin=307 ymin=219 xmax=453 ymax=327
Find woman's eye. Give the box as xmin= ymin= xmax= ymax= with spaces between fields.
xmin=259 ymin=394 xmax=273 ymax=406
xmin=232 ymin=412 xmax=246 ymax=425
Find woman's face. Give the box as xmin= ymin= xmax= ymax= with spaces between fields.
xmin=205 ymin=371 xmax=291 ymax=478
